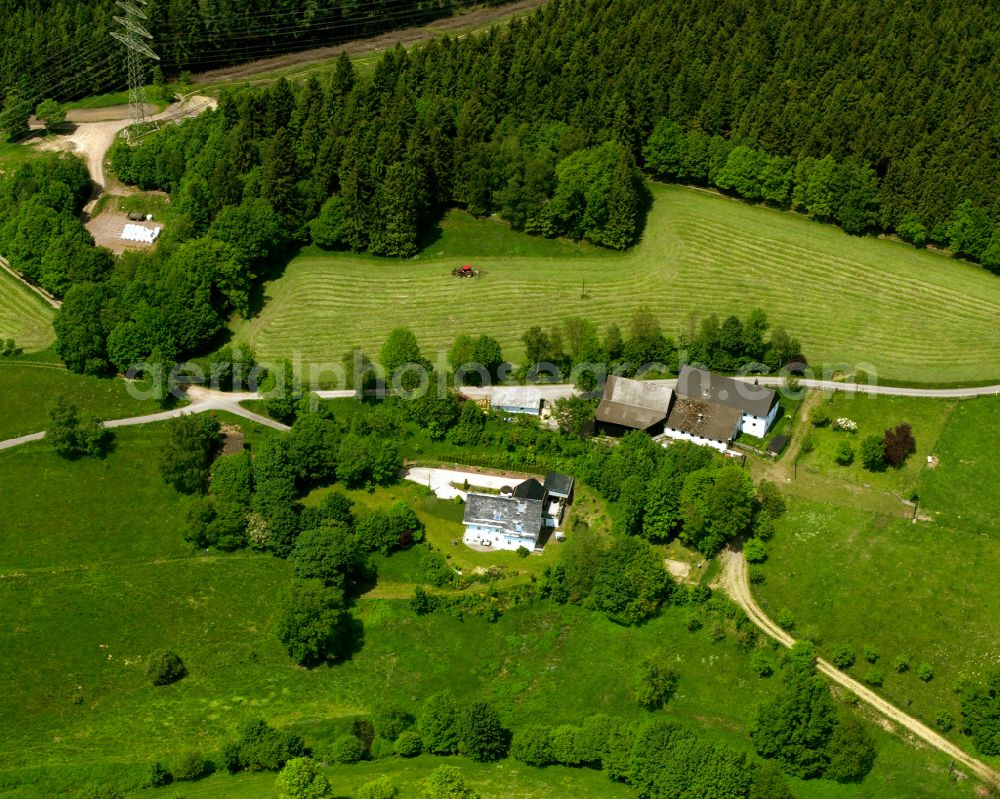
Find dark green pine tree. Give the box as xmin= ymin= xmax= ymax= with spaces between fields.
xmin=261 ymin=128 xmax=299 ymax=218
xmin=263 ymin=77 xmax=295 ymax=138
xmin=603 ymin=152 xmax=641 ymax=250
xmin=339 ymin=158 xmax=372 ymax=253
xmin=369 ymin=161 xmax=420 ymax=257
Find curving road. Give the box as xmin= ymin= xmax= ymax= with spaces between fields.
xmin=718 ymin=550 xmax=1000 ymax=789
xmin=0 ymin=386 xmax=290 ymax=453
xmin=3 ymin=376 xmax=1000 ymax=454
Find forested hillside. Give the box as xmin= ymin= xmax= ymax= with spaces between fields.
xmin=0 ymin=0 xmax=505 ymax=116
xmin=6 ymin=0 xmax=998 ymax=373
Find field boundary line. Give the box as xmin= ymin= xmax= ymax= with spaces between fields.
xmin=0 ymin=255 xmax=61 ymax=309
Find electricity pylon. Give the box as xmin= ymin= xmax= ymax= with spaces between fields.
xmin=110 ymin=0 xmax=160 ymax=131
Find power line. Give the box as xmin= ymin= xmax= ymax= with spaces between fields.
xmin=110 ymin=0 xmax=160 ymax=130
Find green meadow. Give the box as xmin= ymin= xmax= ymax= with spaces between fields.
xmin=797 ymin=392 xmax=958 ymax=497
xmin=233 ymin=182 xmax=1000 ymax=384
xmin=753 ymin=396 xmax=1000 ymax=766
xmin=0 ymin=420 xmax=980 ymax=798
xmin=919 ymin=397 xmax=1000 ymax=538
xmin=0 ymin=359 xmax=164 ymax=440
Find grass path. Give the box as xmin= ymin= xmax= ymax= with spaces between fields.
xmin=719 ymin=549 xmax=1000 ymax=789
xmin=233 ymin=183 xmax=1000 ymax=384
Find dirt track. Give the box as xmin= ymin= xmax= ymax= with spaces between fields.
xmin=65 ymin=104 xmax=157 ymax=124
xmin=193 ymin=0 xmax=548 ymax=83
xmin=34 ymin=95 xmax=216 ymax=194
xmin=717 ymin=549 xmax=1000 ymax=789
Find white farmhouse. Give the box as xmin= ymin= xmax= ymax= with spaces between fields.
xmin=676 ymin=366 xmax=779 ymax=437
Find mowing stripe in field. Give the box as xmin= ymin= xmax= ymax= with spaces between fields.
xmin=232 ymin=183 xmax=1000 ymax=384
xmin=0 ymin=268 xmax=55 ymax=351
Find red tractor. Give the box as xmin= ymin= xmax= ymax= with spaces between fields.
xmin=451 ymin=264 xmax=479 ymax=278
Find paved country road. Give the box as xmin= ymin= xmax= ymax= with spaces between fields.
xmin=3 ymin=377 xmax=1000 ymax=454
xmin=0 ymin=386 xmax=290 ymax=453
xmin=717 ymin=550 xmax=1000 ymax=789
xmin=464 ymin=376 xmax=1000 ymax=400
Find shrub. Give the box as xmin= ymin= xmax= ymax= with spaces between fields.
xmin=743 ymin=538 xmax=767 ymax=563
xmin=275 ymin=757 xmax=332 ymax=799
xmin=884 ymin=423 xmax=916 ymax=467
xmin=329 ymin=734 xmax=365 ymax=764
xmin=832 ymin=645 xmax=855 ymax=670
xmin=458 ymin=701 xmax=510 ymax=762
xmin=755 ymin=480 xmax=787 ymax=518
xmin=419 ymin=549 xmax=454 ymax=588
xmin=633 ymin=655 xmax=679 ymax=709
xmin=753 ymin=512 xmax=775 ymax=541
xmin=824 ymin=717 xmax=876 ymax=782
xmin=894 ymin=654 xmax=911 ymax=674
xmin=373 ymin=707 xmax=414 ymax=741
xmin=863 ymin=645 xmax=879 ymax=664
xmin=799 ymin=434 xmax=815 ymax=455
xmin=752 ymin=652 xmax=774 ymax=678
xmin=834 ymin=440 xmax=854 ymax=465
xmin=356 ymin=776 xmax=397 ymax=799
xmin=747 ymin=565 xmax=765 ymax=584
xmin=148 ymin=761 xmax=173 ymax=787
xmin=832 ymin=417 xmax=857 ymax=433
xmin=422 ymin=766 xmax=480 ymax=799
xmin=225 ymin=719 xmax=305 ymax=773
xmin=510 ymin=725 xmax=553 ymax=766
xmin=394 ymin=731 xmax=422 ymax=758
xmin=549 ymin=724 xmax=585 ymax=765
xmin=935 ymin=710 xmax=954 ymax=732
xmin=172 ymin=751 xmax=209 ymax=781
xmin=45 ymin=396 xmax=111 ymax=458
xmin=516 ymin=545 xmax=530 ymax=558
xmin=418 ymin=691 xmax=460 ymax=755
xmin=917 ymin=663 xmax=934 ymax=682
xmin=369 ymin=737 xmax=395 ymax=760
xmin=685 ymin=611 xmax=703 ymax=632
xmin=809 ymin=406 xmax=832 ymax=427
xmin=860 ymin=435 xmax=886 ymax=471
xmin=147 ymin=651 xmax=187 ymax=686
xmin=777 ymin=608 xmax=795 ymax=631
xmin=864 ymin=668 xmax=884 ymax=687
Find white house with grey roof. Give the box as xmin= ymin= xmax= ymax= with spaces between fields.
xmin=491 ymin=386 xmax=543 ymax=415
xmin=462 ymin=473 xmax=574 ymax=551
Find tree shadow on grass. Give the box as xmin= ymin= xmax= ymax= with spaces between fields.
xmin=415 ymin=216 xmax=445 ymax=254
xmin=243 ymin=243 xmax=305 ymax=320
xmin=332 ymin=614 xmax=366 ymax=664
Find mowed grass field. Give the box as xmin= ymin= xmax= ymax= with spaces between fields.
xmin=0 ymin=420 xmax=978 ymax=798
xmin=232 ymin=182 xmax=1000 ymax=384
xmin=0 ymin=268 xmax=55 ymax=352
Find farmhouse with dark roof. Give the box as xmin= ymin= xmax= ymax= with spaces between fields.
xmin=595 ymin=375 xmax=674 ymax=435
